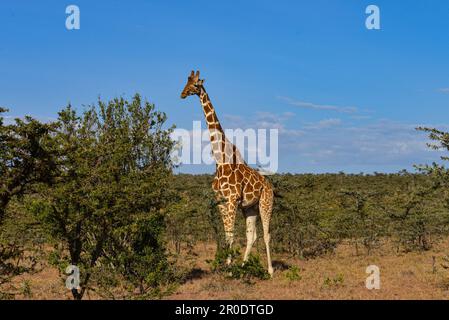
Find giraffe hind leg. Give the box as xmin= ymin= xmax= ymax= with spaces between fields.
xmin=259 ymin=186 xmax=274 ymax=277
xmin=242 ymin=205 xmax=258 ymax=263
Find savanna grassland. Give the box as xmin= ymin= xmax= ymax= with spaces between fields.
xmin=1 ymin=97 xmax=449 ymax=300
xmin=4 ymin=239 xmax=449 ymax=300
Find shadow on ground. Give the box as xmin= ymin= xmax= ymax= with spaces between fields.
xmin=182 ymin=268 xmax=209 ymax=283
xmin=272 ymin=260 xmax=290 ymax=271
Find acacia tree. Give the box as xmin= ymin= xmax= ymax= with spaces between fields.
xmin=31 ymin=95 xmax=175 ymax=299
xmin=417 ymin=127 xmax=449 ymax=185
xmin=0 ymin=107 xmax=7 ymax=222
xmin=415 ymin=127 xmax=449 ymax=227
xmin=417 ymin=127 xmax=449 ymax=202
xmin=0 ymin=108 xmax=56 ymax=294
xmin=0 ymin=108 xmax=56 ymax=223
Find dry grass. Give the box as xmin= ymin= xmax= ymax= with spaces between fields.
xmin=3 ymin=240 xmax=449 ymax=300
xmin=169 ymin=240 xmax=449 ymax=300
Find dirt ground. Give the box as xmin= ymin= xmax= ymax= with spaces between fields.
xmin=3 ymin=240 xmax=449 ymax=300
xmin=168 ymin=240 xmax=449 ymax=300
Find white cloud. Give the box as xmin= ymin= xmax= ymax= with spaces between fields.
xmin=224 ymin=111 xmax=296 ymax=132
xmin=438 ymin=88 xmax=449 ymax=93
xmin=224 ymin=112 xmax=448 ymax=170
xmin=1 ymin=114 xmax=57 ymax=125
xmin=181 ymin=109 xmax=449 ymax=173
xmin=351 ymin=115 xmax=372 ymax=120
xmin=304 ymin=118 xmax=342 ymax=129
xmin=287 ymin=120 xmax=448 ymax=168
xmin=278 ymin=96 xmax=358 ymax=114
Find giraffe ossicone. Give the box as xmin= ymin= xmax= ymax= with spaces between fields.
xmin=181 ymin=70 xmax=275 ymax=276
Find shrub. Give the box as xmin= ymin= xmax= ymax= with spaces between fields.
xmin=208 ymin=247 xmax=270 ymax=282
xmin=285 ymin=265 xmax=302 ymax=282
xmin=323 ymin=273 xmax=344 ymax=288
xmin=29 ymin=94 xmax=176 ymax=299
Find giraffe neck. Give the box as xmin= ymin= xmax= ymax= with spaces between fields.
xmin=199 ymin=87 xmax=225 ymax=139
xmin=198 ymin=87 xmax=243 ymax=166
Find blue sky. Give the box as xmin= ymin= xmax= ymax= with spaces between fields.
xmin=0 ymin=1 xmax=448 ymax=173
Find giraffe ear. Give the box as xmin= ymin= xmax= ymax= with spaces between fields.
xmin=198 ymin=79 xmax=204 ymax=86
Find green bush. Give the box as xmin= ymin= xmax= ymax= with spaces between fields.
xmin=28 ymin=94 xmax=176 ymax=299
xmin=208 ymin=248 xmax=270 ymax=282
xmin=323 ymin=273 xmax=344 ymax=288
xmin=285 ymin=265 xmax=302 ymax=282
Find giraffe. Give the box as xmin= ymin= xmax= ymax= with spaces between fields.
xmin=180 ymin=70 xmax=274 ymax=276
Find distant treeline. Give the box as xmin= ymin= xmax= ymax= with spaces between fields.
xmin=167 ymin=171 xmax=449 ymax=258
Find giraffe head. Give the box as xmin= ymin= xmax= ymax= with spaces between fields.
xmin=180 ymin=70 xmax=204 ymax=99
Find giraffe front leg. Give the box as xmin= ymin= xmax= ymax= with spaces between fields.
xmin=225 ymin=231 xmax=234 ymax=265
xmin=218 ymin=198 xmax=237 ymax=265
